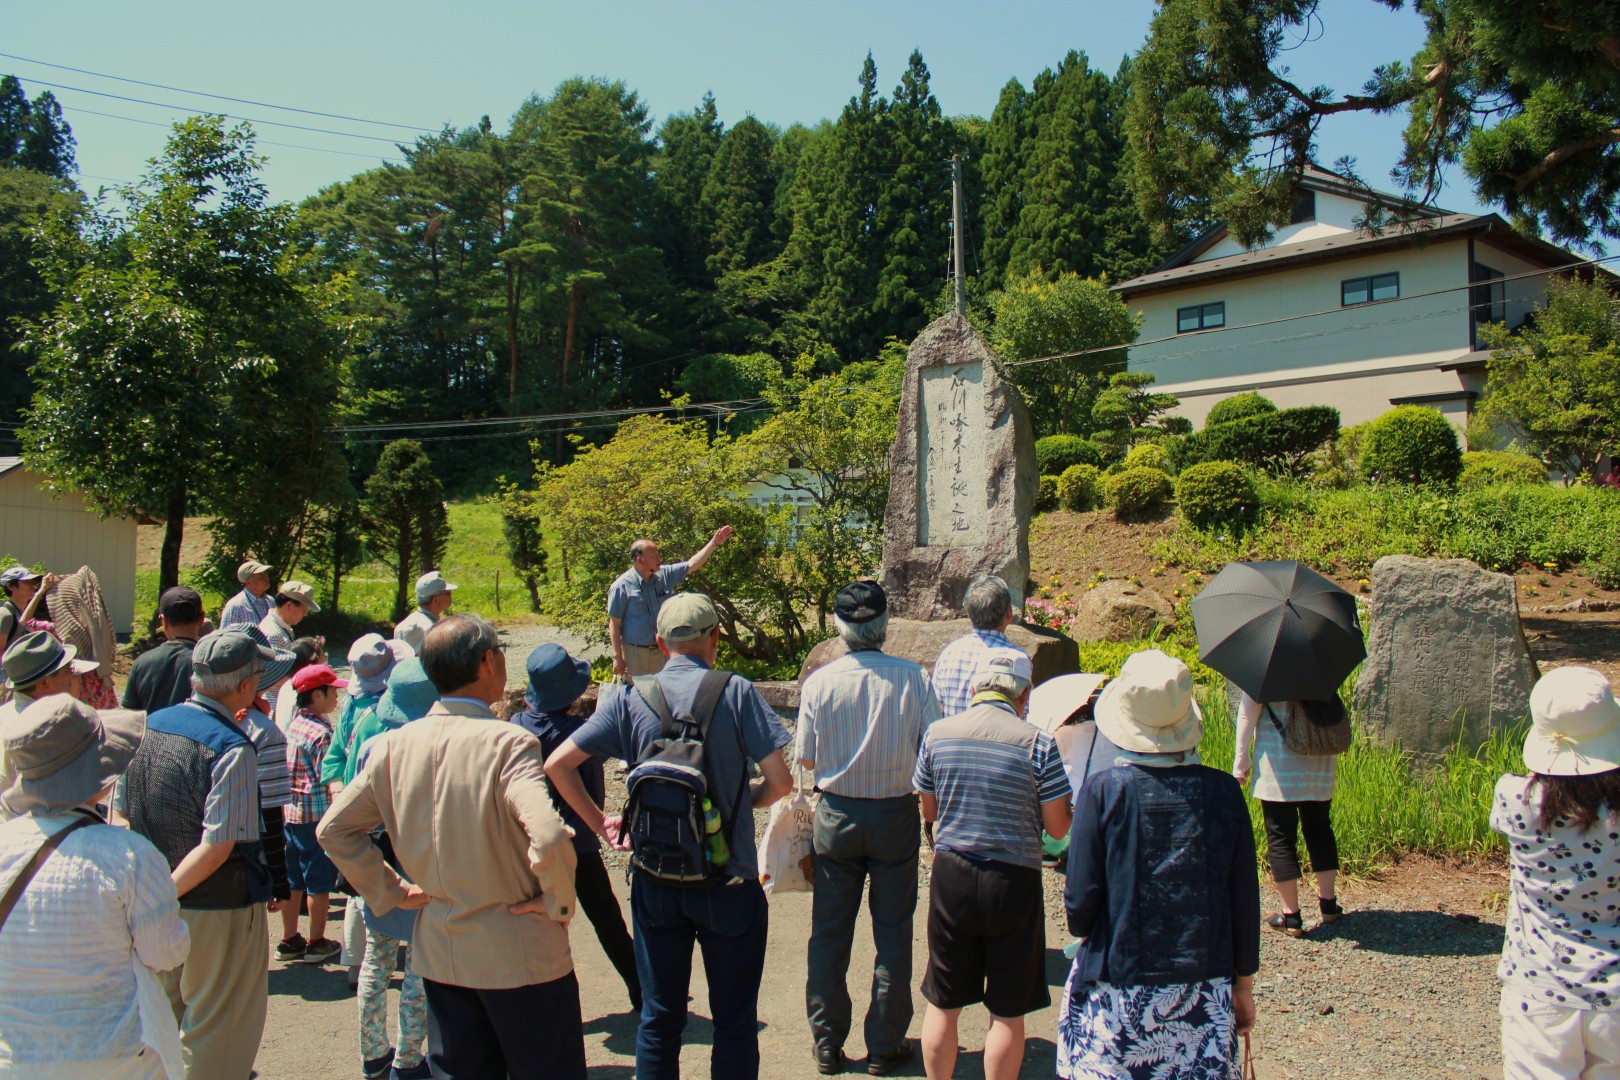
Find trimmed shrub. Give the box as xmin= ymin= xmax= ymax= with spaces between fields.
xmin=1205 ymin=391 xmax=1278 ymax=428
xmin=1123 ymin=442 xmax=1172 ymax=473
xmin=1036 ymin=474 xmax=1059 ymax=512
xmin=1360 ymin=405 xmax=1463 ymax=486
xmin=1172 ymin=405 xmax=1340 ymax=477
xmin=1105 ymin=466 xmax=1173 ymax=519
xmin=1308 ymin=421 xmax=1371 ymax=489
xmin=1177 ymin=461 xmax=1259 ymax=530
xmin=1057 ymin=463 xmax=1102 ymax=511
xmin=1035 ymin=434 xmax=1104 ymax=476
xmin=1459 ymin=450 xmax=1548 ymax=490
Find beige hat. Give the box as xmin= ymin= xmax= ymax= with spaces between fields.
xmin=0 ymin=695 xmax=146 ymax=817
xmin=657 ymin=592 xmax=718 ymax=644
xmin=237 ymin=560 xmax=272 ymax=584
xmin=1028 ymin=672 xmax=1109 ymax=735
xmin=1524 ymin=666 xmax=1620 ymax=777
xmin=278 ymin=580 xmax=320 ymax=613
xmin=1094 ymin=649 xmax=1203 ymax=755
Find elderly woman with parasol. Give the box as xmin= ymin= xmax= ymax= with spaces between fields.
xmin=1191 ymin=561 xmax=1365 ymax=938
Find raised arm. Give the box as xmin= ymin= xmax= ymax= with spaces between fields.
xmin=685 ymin=525 xmax=734 ymax=572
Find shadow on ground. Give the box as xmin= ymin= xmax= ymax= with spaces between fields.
xmin=1315 ymin=909 xmax=1504 ymax=958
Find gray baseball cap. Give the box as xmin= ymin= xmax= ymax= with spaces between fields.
xmin=656 ymin=592 xmax=719 ymax=645
xmin=193 ymin=630 xmax=281 ymax=678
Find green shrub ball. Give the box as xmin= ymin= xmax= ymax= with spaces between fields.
xmin=1359 ymin=405 xmax=1463 ymax=486
xmin=1123 ymin=442 xmax=1172 ymax=474
xmin=1177 ymin=461 xmax=1259 ymax=530
xmin=1036 ymin=474 xmax=1060 ymax=512
xmin=1105 ymin=465 xmax=1174 ymax=519
xmin=1057 ymin=463 xmax=1102 ymax=511
xmin=1035 ymin=434 xmax=1104 ymax=476
xmin=1205 ymin=391 xmax=1278 ymax=428
xmin=1459 ymin=450 xmax=1548 ymax=490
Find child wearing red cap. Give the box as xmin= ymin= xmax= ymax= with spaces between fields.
xmin=279 ymin=663 xmax=349 ymax=963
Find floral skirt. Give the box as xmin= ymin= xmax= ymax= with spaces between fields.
xmin=1057 ymin=963 xmax=1239 ymax=1080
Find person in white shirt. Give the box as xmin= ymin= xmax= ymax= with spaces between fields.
xmin=393 ymin=571 xmax=457 ymax=657
xmin=0 ymin=694 xmax=190 ymax=1079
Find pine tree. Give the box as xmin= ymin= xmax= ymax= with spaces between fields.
xmin=653 ymin=92 xmax=724 ymax=285
xmin=978 ymin=78 xmax=1031 ymax=291
xmin=703 ymin=116 xmax=779 ymax=275
xmin=872 ymin=51 xmax=952 ymax=344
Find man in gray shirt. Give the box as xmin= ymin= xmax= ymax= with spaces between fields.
xmin=606 ymin=525 xmax=733 ymax=679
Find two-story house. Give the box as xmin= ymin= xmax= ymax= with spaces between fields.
xmin=1114 ymin=165 xmax=1596 ymax=430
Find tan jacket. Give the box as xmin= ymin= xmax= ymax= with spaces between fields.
xmin=317 ymin=697 xmax=577 ymax=989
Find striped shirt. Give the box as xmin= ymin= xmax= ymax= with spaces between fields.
xmin=0 ymin=811 xmax=190 ymax=1067
xmin=913 ymin=698 xmax=1070 ymax=870
xmin=1233 ymin=694 xmax=1336 ymax=803
xmin=797 ymin=650 xmax=941 ymax=798
xmin=219 ymin=588 xmax=272 ymax=629
xmin=191 ymin=696 xmax=263 ymax=844
xmin=241 ymin=704 xmax=292 ymax=809
xmin=285 ymin=709 xmax=335 ymax=824
xmin=929 ymin=628 xmax=1023 ymax=717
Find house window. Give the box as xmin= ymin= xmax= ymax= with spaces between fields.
xmin=1342 ymin=272 xmax=1400 ymax=306
xmin=1290 ymin=188 xmax=1316 ymax=224
xmin=1177 ymin=302 xmax=1225 ymax=333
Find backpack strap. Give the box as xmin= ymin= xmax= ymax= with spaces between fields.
xmin=0 ymin=816 xmax=95 ymax=934
xmin=632 ymin=675 xmax=678 ymax=737
xmin=687 ymin=669 xmax=733 ymax=737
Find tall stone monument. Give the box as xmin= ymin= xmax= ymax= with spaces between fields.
xmin=878 ymin=312 xmax=1037 ymax=621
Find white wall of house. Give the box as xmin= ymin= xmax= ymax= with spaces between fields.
xmin=0 ymin=460 xmax=137 ymax=634
xmin=1197 ymin=189 xmax=1368 ymax=262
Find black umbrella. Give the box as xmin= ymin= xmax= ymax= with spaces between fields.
xmin=1189 ymin=560 xmax=1365 ymax=703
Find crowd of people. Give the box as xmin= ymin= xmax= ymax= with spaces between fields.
xmin=0 ymin=543 xmax=1616 ymax=1079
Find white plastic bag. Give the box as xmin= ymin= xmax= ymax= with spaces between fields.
xmin=759 ymin=770 xmax=815 ymax=895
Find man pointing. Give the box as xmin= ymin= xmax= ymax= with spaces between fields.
xmin=607 ymin=525 xmax=733 ymax=679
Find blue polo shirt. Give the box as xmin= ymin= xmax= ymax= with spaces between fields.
xmin=569 ymin=655 xmax=791 ymax=879
xmin=606 ymin=562 xmax=691 ymax=647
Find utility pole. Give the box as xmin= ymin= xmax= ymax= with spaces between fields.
xmin=951 ymin=154 xmax=966 ymax=317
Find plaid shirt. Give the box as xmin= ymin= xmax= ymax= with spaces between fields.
xmin=929 ymin=628 xmax=1022 ymax=717
xmin=285 ymin=708 xmax=335 ymax=824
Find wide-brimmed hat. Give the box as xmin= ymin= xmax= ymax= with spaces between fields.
xmin=229 ymin=625 xmax=297 ymax=692
xmin=1028 ymin=672 xmax=1109 ymax=735
xmin=1524 ymin=666 xmax=1620 ymax=777
xmin=237 ymin=560 xmax=273 ymax=584
xmin=525 ymin=643 xmax=591 ymax=713
xmin=1094 ymin=649 xmax=1203 ymax=755
xmin=347 ymin=633 xmax=396 ymax=696
xmin=3 ymin=630 xmax=99 ymax=691
xmin=415 ymin=570 xmax=457 ymax=605
xmin=374 ymin=658 xmax=439 ymax=728
xmin=0 ymin=695 xmax=146 ymax=817
xmin=277 ymin=581 xmax=320 ymax=613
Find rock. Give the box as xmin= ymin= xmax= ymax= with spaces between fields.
xmin=799 ymin=618 xmax=1079 ymax=688
xmin=1352 ymin=555 xmax=1539 ymax=758
xmin=878 ymin=313 xmax=1037 ymax=621
xmin=1067 ymin=580 xmax=1175 ymax=643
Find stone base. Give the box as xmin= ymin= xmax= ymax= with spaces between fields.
xmin=799 ymin=618 xmax=1079 ymax=687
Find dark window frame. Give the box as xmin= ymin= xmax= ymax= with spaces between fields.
xmin=1471 ymin=261 xmax=1506 ymax=348
xmin=1341 ymin=272 xmax=1400 ymax=306
xmin=1176 ymin=301 xmax=1226 ymax=334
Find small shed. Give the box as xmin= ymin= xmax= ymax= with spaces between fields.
xmin=0 ymin=457 xmax=138 ymax=635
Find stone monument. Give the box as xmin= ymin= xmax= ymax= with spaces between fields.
xmin=878 ymin=312 xmax=1037 ymax=620
xmin=1353 ymin=554 xmax=1539 ymax=758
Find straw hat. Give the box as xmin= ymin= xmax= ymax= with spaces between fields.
xmin=0 ymin=695 xmax=146 ymax=817
xmin=1524 ymin=666 xmax=1620 ymax=777
xmin=1093 ymin=649 xmax=1203 ymax=755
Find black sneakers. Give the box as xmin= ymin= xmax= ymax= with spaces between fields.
xmin=814 ymin=1045 xmax=844 ymax=1075
xmin=867 ymin=1041 xmax=916 ymax=1077
xmin=275 ymin=933 xmax=307 ymax=961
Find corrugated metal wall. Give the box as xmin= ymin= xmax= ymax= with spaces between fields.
xmin=0 ymin=467 xmax=138 ymax=635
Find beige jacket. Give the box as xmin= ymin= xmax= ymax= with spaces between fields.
xmin=317 ymin=697 xmax=577 ymax=989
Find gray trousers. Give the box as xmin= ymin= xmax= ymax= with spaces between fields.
xmin=806 ymin=792 xmax=920 ymax=1056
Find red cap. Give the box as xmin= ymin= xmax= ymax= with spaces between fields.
xmin=291 ymin=664 xmax=348 ymax=694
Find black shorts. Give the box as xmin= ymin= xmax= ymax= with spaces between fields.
xmin=921 ymin=848 xmax=1049 ymax=1018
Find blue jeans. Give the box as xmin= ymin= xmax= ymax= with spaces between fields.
xmin=632 ymin=876 xmax=769 ymax=1080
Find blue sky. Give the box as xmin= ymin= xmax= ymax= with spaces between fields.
xmin=3 ymin=0 xmax=1483 ymax=214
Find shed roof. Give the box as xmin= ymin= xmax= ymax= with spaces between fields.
xmin=0 ymin=457 xmax=22 ymax=478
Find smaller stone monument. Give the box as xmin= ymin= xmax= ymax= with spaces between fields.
xmin=1068 ymin=580 xmax=1175 ymax=643
xmin=1353 ymin=554 xmax=1539 ymax=758
xmin=878 ymin=312 xmax=1037 ymax=621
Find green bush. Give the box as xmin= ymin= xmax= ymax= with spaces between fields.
xmin=1359 ymin=405 xmax=1463 ymax=486
xmin=1057 ymin=463 xmax=1102 ymax=511
xmin=1171 ymin=405 xmax=1340 ymax=476
xmin=1459 ymin=450 xmax=1548 ymax=490
xmin=1035 ymin=434 xmax=1104 ymax=476
xmin=1105 ymin=466 xmax=1173 ymax=519
xmin=1205 ymin=391 xmax=1278 ymax=428
xmin=1177 ymin=461 xmax=1259 ymax=530
xmin=1309 ymin=421 xmax=1371 ymax=489
xmin=1123 ymin=442 xmax=1172 ymax=473
xmin=1036 ymin=474 xmax=1059 ymax=512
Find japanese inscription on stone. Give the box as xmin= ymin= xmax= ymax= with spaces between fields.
xmin=917 ymin=362 xmax=988 ymax=547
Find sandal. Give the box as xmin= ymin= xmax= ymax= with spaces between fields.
xmin=1319 ymin=896 xmax=1343 ymax=924
xmin=1267 ymin=911 xmax=1305 ymax=937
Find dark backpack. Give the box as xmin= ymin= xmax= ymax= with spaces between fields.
xmin=623 ymin=669 xmax=738 ymax=888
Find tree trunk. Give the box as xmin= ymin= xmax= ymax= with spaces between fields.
xmin=557 ymin=280 xmax=582 ymax=459
xmin=159 ymin=489 xmax=186 ymax=593
xmin=524 ymin=574 xmax=541 ymax=613
xmin=506 ymin=264 xmax=520 ymax=408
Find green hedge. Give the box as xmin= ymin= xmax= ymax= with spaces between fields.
xmin=1036 ymin=474 xmax=1059 ymax=512
xmin=1205 ymin=391 xmax=1278 ymax=428
xmin=1170 ymin=405 xmax=1340 ymax=476
xmin=1177 ymin=461 xmax=1259 ymax=530
xmin=1459 ymin=450 xmax=1548 ymax=490
xmin=1057 ymin=463 xmax=1102 ymax=511
xmin=1036 ymin=434 xmax=1105 ymax=476
xmin=1106 ymin=466 xmax=1173 ymax=519
xmin=1359 ymin=404 xmax=1462 ymax=486
xmin=1123 ymin=442 xmax=1172 ymax=473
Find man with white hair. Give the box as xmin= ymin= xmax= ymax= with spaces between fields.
xmin=220 ymin=560 xmax=274 ymax=629
xmin=796 ymin=580 xmax=940 ymax=1076
xmin=394 ymin=571 xmax=457 ymax=656
xmin=913 ymin=650 xmax=1072 ymax=1080
xmin=930 ymin=574 xmax=1028 ymax=717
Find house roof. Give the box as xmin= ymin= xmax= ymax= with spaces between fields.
xmin=0 ymin=457 xmax=22 ymax=478
xmin=1113 ymin=212 xmax=1593 ymax=299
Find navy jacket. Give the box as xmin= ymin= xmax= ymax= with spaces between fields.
xmin=1065 ymin=763 xmax=1260 ymax=986
xmin=514 ymin=706 xmax=602 ymax=855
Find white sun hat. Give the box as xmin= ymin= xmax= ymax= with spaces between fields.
xmin=1524 ymin=665 xmax=1620 ymax=777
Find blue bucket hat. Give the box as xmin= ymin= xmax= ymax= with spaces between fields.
xmin=525 ymin=643 xmax=591 ymax=713
xmin=375 ymin=658 xmax=439 ymax=728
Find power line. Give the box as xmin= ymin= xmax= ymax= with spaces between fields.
xmin=17 ymin=77 xmax=410 ymax=145
xmin=61 ymin=105 xmax=406 ymax=163
xmin=335 ymin=397 xmax=766 ymax=435
xmin=0 ymin=52 xmax=436 ymax=133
